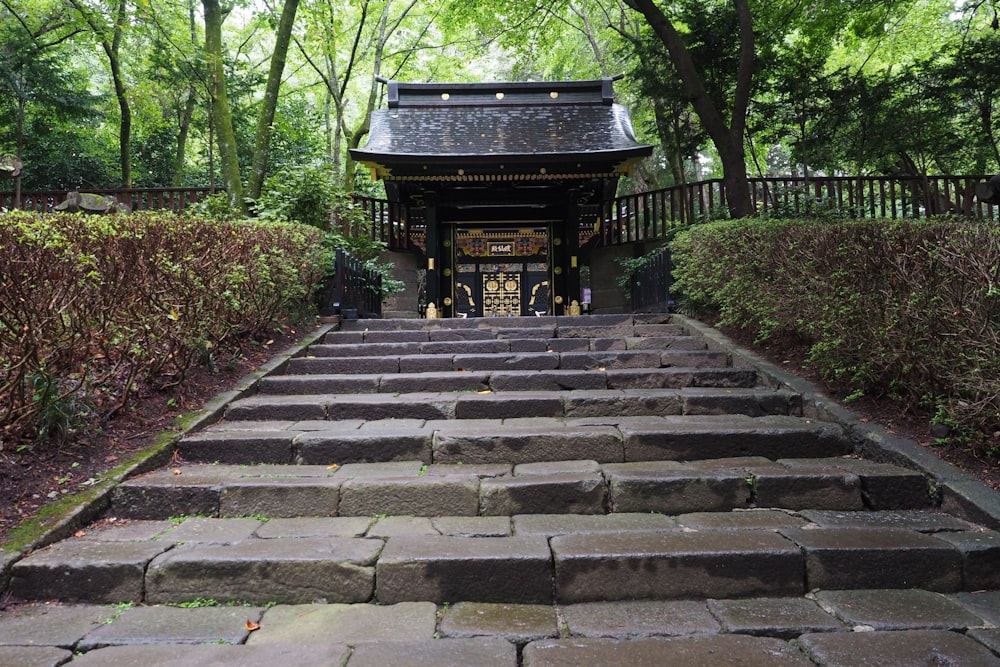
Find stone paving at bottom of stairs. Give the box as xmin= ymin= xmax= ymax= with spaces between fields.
xmin=2 ymin=591 xmax=999 ymax=666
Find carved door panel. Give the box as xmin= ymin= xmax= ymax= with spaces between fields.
xmin=482 ymin=271 xmax=521 ymax=317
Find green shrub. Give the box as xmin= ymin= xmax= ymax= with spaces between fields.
xmin=0 ymin=211 xmax=325 ymax=447
xmin=671 ymin=217 xmax=1000 ymax=454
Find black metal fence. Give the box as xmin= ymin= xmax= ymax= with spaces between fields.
xmin=629 ymin=247 xmax=674 ymax=313
xmin=320 ymin=249 xmax=383 ymax=319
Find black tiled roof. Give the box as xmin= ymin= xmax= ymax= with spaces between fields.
xmin=350 ymin=78 xmax=652 ymax=178
xmin=359 ymin=104 xmax=645 ymax=157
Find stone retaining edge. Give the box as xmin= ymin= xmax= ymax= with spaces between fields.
xmin=676 ymin=314 xmax=1000 ymax=531
xmin=0 ymin=322 xmax=337 ymax=592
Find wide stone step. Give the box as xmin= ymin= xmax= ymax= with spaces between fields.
xmin=9 ymin=509 xmax=990 ymax=605
xmin=288 ymin=347 xmax=723 ymax=374
xmin=226 ymin=378 xmax=772 ymax=423
xmin=177 ymin=415 xmax=850 ymax=465
xmin=304 ymin=336 xmax=706 ymax=361
xmin=107 ymin=456 xmax=932 ymax=520
xmin=4 ymin=596 xmax=999 ymax=666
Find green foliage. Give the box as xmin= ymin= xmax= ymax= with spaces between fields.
xmin=0 ymin=210 xmax=325 ymax=447
xmin=671 ymin=217 xmax=1000 ymax=455
xmin=255 ymin=161 xmax=335 ymax=229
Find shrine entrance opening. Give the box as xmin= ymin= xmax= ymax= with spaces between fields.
xmin=451 ymin=225 xmax=551 ymax=317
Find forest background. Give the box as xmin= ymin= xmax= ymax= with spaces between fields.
xmin=2 ymin=0 xmax=998 ymax=212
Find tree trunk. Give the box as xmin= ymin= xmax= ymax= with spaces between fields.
xmin=69 ymin=0 xmax=132 ymax=187
xmin=247 ymin=0 xmax=300 ymax=201
xmin=624 ymin=0 xmax=756 ymax=218
xmin=202 ymin=0 xmax=243 ymax=209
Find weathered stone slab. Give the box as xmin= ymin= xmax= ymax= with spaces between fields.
xmin=558 ymin=350 xmax=664 ymax=371
xmin=675 ymin=510 xmax=807 ymax=531
xmin=522 ymin=635 xmax=813 ymax=666
xmin=380 ymin=371 xmax=490 ymax=393
xmin=546 ymin=338 xmax=591 ymax=352
xmin=287 ymin=355 xmax=402 ymax=374
xmin=626 ymin=335 xmax=705 ymax=351
xmin=247 ymin=602 xmax=436 ymax=644
xmin=433 ymin=423 xmax=623 ymax=464
xmin=111 ymin=477 xmax=222 ymax=519
xmin=295 ymin=431 xmax=432 ymax=465
xmin=681 ymin=389 xmax=799 ymax=417
xmin=77 ymin=605 xmax=264 ymax=649
xmin=332 ymin=461 xmax=426 ymax=478
xmin=338 ymin=475 xmax=480 ymax=516
xmin=376 ymin=536 xmax=552 ymax=604
xmin=365 ymin=330 xmax=429 ymax=344
xmin=324 ymin=393 xmax=455 ymax=421
xmin=165 ymin=517 xmax=263 ymax=544
xmin=479 ymin=473 xmax=607 ymax=515
xmin=488 ymin=370 xmax=607 ymax=392
xmin=347 ymin=637 xmax=517 ymax=667
xmin=79 ymin=519 xmax=175 ymax=542
xmin=455 ymin=393 xmax=564 ymax=419
xmin=799 ymin=509 xmax=973 ymax=532
xmin=368 ymin=516 xmax=439 ymax=537
xmin=178 ymin=430 xmax=297 ymax=464
xmin=780 ymin=527 xmax=963 ymax=591
xmin=453 ymin=352 xmax=560 ymax=372
xmin=513 ymin=513 xmax=677 ymax=537
xmin=797 ymin=629 xmax=999 ymax=666
xmin=432 ymin=516 xmax=511 ymax=537
xmin=145 ymin=538 xmax=381 ymax=604
xmin=565 ymin=390 xmax=683 ymax=418
xmin=11 ymin=541 xmax=170 ymax=603
xmin=620 ymin=415 xmax=848 ymax=462
xmin=422 ymin=339 xmax=511 ymax=355
xmin=606 ymin=463 xmax=750 ymax=514
xmin=398 ymin=354 xmax=456 ymax=373
xmin=561 ymin=600 xmax=720 ymax=638
xmin=309 ymin=342 xmax=420 ymax=357
xmin=968 ymin=628 xmax=1000 ymax=657
xmin=439 ymin=602 xmax=558 ymax=642
xmin=751 ymin=463 xmax=863 ymax=510
xmin=552 ymin=530 xmax=803 ymax=603
xmin=255 ymin=517 xmax=371 ymax=539
xmin=0 ymin=603 xmax=116 ymax=647
xmin=934 ymin=530 xmax=1000 ymax=591
xmin=67 ymin=643 xmax=351 ymax=666
xmin=225 ymin=396 xmax=328 ymax=422
xmin=951 ymin=591 xmax=1000 ymax=625
xmin=0 ymin=647 xmax=71 ymax=667
xmin=707 ymin=598 xmax=843 ymax=638
xmin=781 ymin=458 xmax=932 ymax=509
xmin=816 ymin=589 xmax=986 ymax=631
xmin=220 ymin=478 xmax=340 ymax=517
xmin=428 ymin=328 xmax=494 ymax=341
xmin=658 ymin=350 xmax=730 ymax=368
xmin=607 ymin=368 xmax=758 ymax=389
xmin=259 ymin=375 xmax=380 ymax=394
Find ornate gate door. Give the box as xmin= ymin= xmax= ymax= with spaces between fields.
xmin=451 ymin=226 xmax=550 ymax=317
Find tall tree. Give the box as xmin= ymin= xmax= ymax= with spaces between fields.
xmin=247 ymin=0 xmax=300 ymax=201
xmin=202 ymin=0 xmax=242 ymax=207
xmin=67 ymin=0 xmax=133 ymax=187
xmin=622 ymin=0 xmax=755 ymax=218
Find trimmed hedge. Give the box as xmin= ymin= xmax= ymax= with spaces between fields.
xmin=671 ymin=218 xmax=1000 ymax=451
xmin=0 ymin=211 xmax=325 ymax=445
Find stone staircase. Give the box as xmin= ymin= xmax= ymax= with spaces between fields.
xmin=3 ymin=314 xmax=999 ymax=666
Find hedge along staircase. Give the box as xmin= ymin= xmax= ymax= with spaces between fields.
xmin=5 ymin=314 xmax=1000 ymax=666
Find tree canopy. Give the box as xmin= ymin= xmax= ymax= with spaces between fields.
xmin=1 ymin=0 xmax=996 ymax=210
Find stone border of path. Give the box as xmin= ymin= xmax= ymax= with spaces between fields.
xmin=679 ymin=315 xmax=1000 ymax=531
xmin=0 ymin=323 xmax=337 ymax=588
